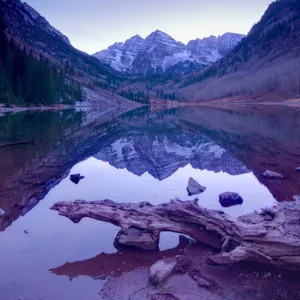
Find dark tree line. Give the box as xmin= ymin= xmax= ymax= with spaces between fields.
xmin=119 ymin=88 xmax=150 ymax=104
xmin=155 ymin=89 xmax=179 ymax=101
xmin=0 ymin=14 xmax=83 ymax=106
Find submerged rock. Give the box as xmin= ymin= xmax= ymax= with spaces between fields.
xmin=69 ymin=173 xmax=85 ymax=184
xmin=219 ymin=192 xmax=243 ymax=207
xmin=296 ymin=167 xmax=300 ymax=173
xmin=263 ymin=170 xmax=284 ymax=179
xmin=187 ymin=177 xmax=206 ymax=196
xmin=149 ymin=259 xmax=177 ymax=285
xmin=114 ymin=228 xmax=159 ymax=251
xmin=0 ymin=208 xmax=5 ymax=216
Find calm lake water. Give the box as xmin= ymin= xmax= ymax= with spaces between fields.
xmin=0 ymin=105 xmax=300 ymax=300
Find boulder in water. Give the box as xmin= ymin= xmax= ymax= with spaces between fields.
xmin=114 ymin=228 xmax=159 ymax=251
xmin=263 ymin=170 xmax=284 ymax=179
xmin=296 ymin=167 xmax=300 ymax=173
xmin=0 ymin=208 xmax=5 ymax=216
xmin=219 ymin=192 xmax=243 ymax=207
xmin=187 ymin=177 xmax=206 ymax=196
xmin=70 ymin=174 xmax=85 ymax=184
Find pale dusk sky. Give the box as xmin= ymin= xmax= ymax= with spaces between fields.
xmin=25 ymin=0 xmax=274 ymax=54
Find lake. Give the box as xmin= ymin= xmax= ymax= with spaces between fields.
xmin=0 ymin=105 xmax=300 ymax=300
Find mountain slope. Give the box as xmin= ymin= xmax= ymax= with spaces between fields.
xmin=181 ymin=0 xmax=300 ymax=101
xmin=94 ymin=31 xmax=244 ymax=76
xmin=0 ymin=0 xmax=122 ymax=86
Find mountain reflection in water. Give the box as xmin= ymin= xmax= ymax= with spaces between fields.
xmin=0 ymin=106 xmax=300 ymax=232
xmin=0 ymin=106 xmax=300 ymax=300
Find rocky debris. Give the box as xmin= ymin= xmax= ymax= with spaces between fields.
xmin=174 ymin=255 xmax=192 ymax=274
xmin=189 ymin=270 xmax=212 ymax=288
xmin=69 ymin=174 xmax=85 ymax=184
xmin=293 ymin=195 xmax=300 ymax=201
xmin=149 ymin=259 xmax=177 ymax=285
xmin=187 ymin=177 xmax=206 ymax=196
xmin=0 ymin=208 xmax=5 ymax=216
xmin=219 ymin=192 xmax=243 ymax=207
xmin=149 ymin=293 xmax=180 ymax=300
xmin=296 ymin=167 xmax=300 ymax=173
xmin=114 ymin=228 xmax=159 ymax=251
xmin=263 ymin=170 xmax=284 ymax=179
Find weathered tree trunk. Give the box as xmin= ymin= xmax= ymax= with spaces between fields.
xmin=51 ymin=199 xmax=300 ymax=270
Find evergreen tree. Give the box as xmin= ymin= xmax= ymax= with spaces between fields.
xmin=0 ymin=13 xmax=84 ymax=106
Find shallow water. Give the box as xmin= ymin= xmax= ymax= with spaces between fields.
xmin=0 ymin=106 xmax=300 ymax=300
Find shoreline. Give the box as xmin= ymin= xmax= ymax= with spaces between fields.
xmin=2 ymin=96 xmax=299 ymax=116
xmin=195 ymin=96 xmax=300 ymax=109
xmin=0 ymin=104 xmax=73 ymax=115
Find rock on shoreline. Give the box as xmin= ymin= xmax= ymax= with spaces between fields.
xmin=263 ymin=170 xmax=284 ymax=179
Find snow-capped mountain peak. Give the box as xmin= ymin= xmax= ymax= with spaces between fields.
xmin=93 ymin=34 xmax=144 ymax=72
xmin=93 ymin=31 xmax=245 ymax=75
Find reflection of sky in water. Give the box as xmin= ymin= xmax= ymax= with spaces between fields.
xmin=0 ymin=155 xmax=276 ymax=300
xmin=55 ymin=157 xmax=275 ymax=217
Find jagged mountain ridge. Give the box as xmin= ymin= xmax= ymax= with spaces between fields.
xmin=0 ymin=0 xmax=122 ymax=85
xmin=21 ymin=2 xmax=70 ymax=44
xmin=94 ymin=30 xmax=245 ymax=75
xmin=94 ymin=132 xmax=249 ymax=181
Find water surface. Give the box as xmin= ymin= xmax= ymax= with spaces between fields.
xmin=0 ymin=106 xmax=300 ymax=300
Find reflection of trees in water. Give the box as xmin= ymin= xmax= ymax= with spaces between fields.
xmin=0 ymin=110 xmax=86 ymax=231
xmin=0 ymin=110 xmax=84 ymax=145
xmin=122 ymin=107 xmax=182 ymax=122
xmin=180 ymin=106 xmax=300 ymax=201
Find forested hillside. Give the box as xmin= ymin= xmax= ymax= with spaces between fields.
xmin=1 ymin=0 xmax=123 ymax=90
xmin=0 ymin=14 xmax=83 ymax=106
xmin=181 ymin=0 xmax=300 ymax=101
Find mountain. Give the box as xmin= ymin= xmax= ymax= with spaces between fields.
xmin=94 ymin=35 xmax=145 ymax=72
xmin=181 ymin=0 xmax=300 ymax=101
xmin=21 ymin=2 xmax=70 ymax=44
xmin=93 ymin=30 xmax=245 ymax=76
xmin=0 ymin=0 xmax=122 ymax=86
xmin=187 ymin=33 xmax=246 ymax=59
xmin=130 ymin=30 xmax=189 ymax=75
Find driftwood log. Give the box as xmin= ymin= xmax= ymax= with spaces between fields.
xmin=51 ymin=199 xmax=300 ymax=270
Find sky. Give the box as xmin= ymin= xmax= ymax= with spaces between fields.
xmin=25 ymin=0 xmax=274 ymax=54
